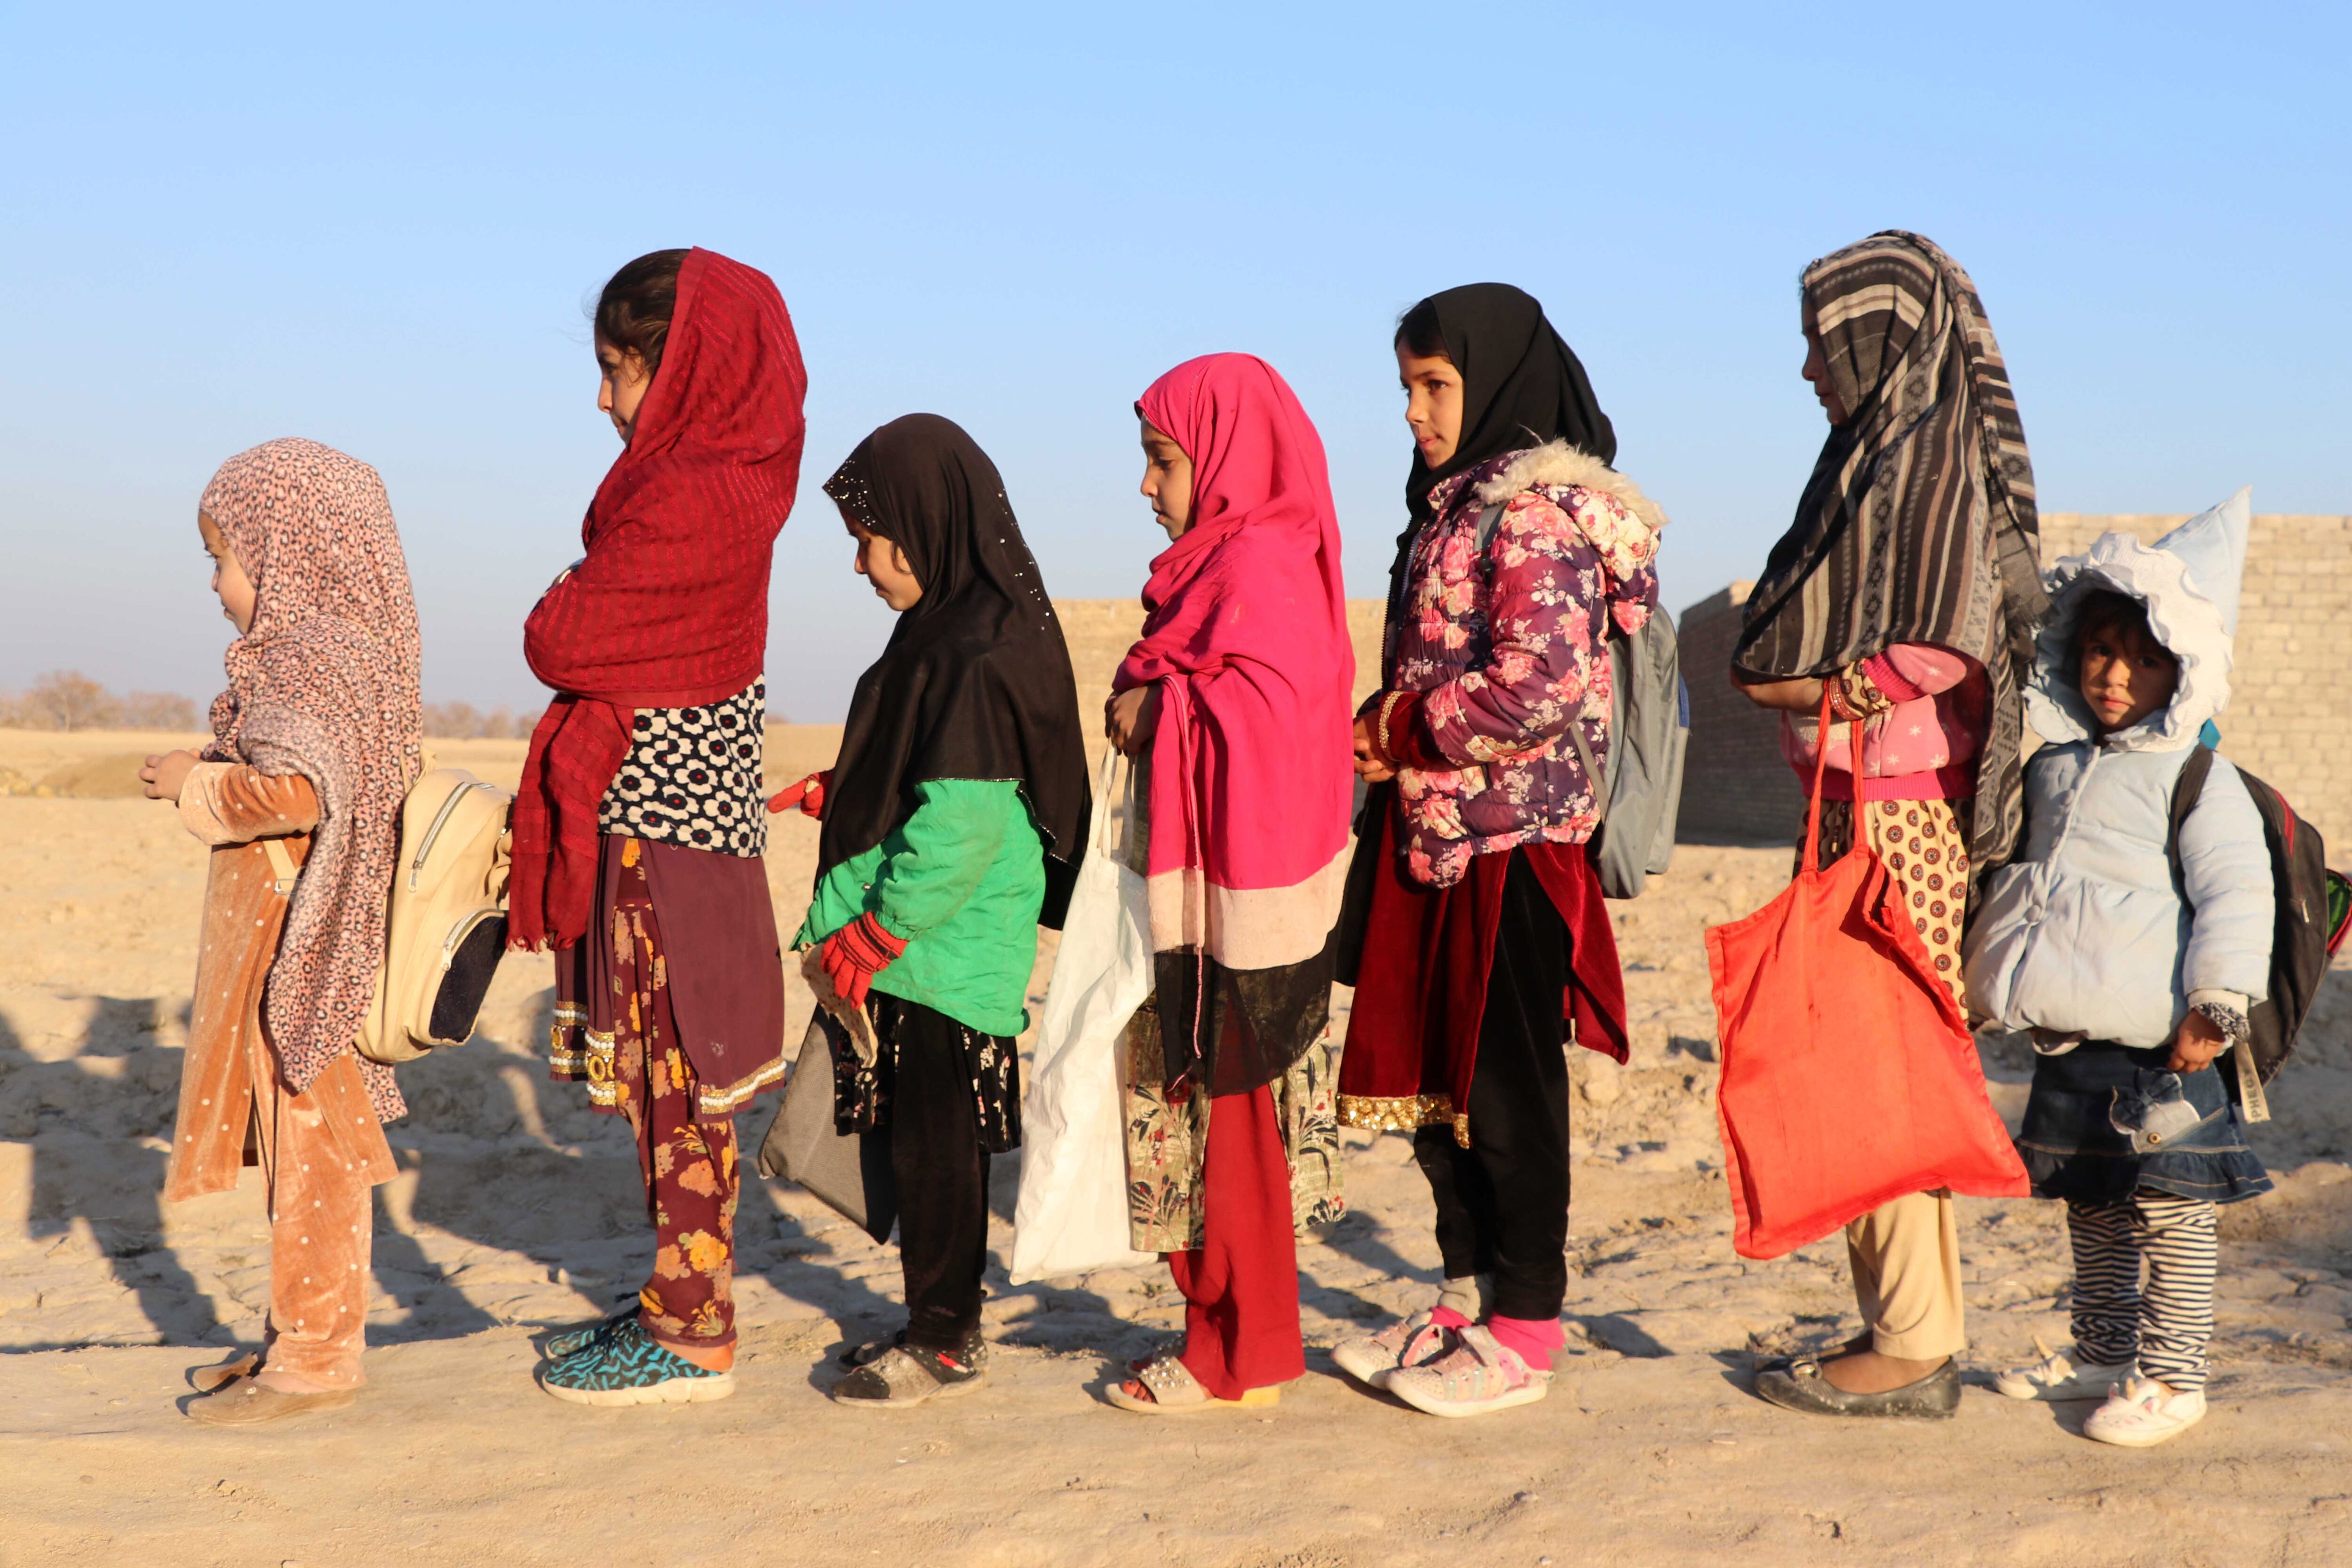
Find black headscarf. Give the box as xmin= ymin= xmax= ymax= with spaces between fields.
xmin=820 ymin=414 xmax=1091 ymax=927
xmin=1383 ymin=283 xmax=1617 ymax=653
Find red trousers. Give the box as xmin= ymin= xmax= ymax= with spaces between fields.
xmin=1170 ymin=1083 xmax=1303 ymax=1399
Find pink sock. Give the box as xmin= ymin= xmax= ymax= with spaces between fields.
xmin=1430 ymin=1305 xmax=1473 ymax=1330
xmin=1486 ymin=1314 xmax=1565 ymax=1371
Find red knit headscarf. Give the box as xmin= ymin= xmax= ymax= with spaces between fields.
xmin=510 ymin=248 xmax=808 ymax=948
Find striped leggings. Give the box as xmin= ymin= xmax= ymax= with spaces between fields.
xmin=2066 ymin=1192 xmax=2220 ymax=1391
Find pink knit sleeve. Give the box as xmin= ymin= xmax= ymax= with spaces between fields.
xmin=1859 ymin=645 xmax=1973 ymax=704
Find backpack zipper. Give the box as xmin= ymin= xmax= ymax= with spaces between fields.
xmin=410 ymin=780 xmax=491 ymax=890
xmin=439 ymin=907 xmax=500 ymax=970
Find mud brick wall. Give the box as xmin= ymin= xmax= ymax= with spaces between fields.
xmin=1052 ymin=598 xmax=1389 ymax=759
xmin=1674 ymin=512 xmax=2352 ymax=850
xmin=1675 ymin=582 xmax=1806 ymax=843
xmin=2038 ymin=512 xmax=2352 ymax=849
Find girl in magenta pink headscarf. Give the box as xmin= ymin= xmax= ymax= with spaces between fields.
xmin=1102 ymin=353 xmax=1356 ymax=1413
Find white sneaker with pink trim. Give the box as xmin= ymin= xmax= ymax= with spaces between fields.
xmin=1385 ymin=1325 xmax=1552 ymax=1418
xmin=2082 ymin=1375 xmax=2207 ymax=1448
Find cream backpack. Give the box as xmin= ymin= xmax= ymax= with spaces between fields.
xmin=256 ymin=765 xmax=512 ymax=1065
xmin=254 ymin=768 xmax=512 ymax=1071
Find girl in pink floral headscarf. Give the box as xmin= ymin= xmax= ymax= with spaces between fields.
xmin=144 ymin=437 xmax=423 ymax=1425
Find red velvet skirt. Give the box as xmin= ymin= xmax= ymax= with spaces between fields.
xmin=1338 ymin=797 xmax=1627 ymax=1144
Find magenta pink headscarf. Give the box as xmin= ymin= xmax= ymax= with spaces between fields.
xmin=1113 ymin=353 xmax=1354 ymax=967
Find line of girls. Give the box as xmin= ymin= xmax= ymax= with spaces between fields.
xmin=149 ymin=233 xmax=2236 ymax=1444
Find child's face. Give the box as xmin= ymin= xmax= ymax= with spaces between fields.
xmin=199 ymin=510 xmax=255 ymax=635
xmin=2078 ymin=621 xmax=2178 ymax=733
xmin=595 ymin=335 xmax=654 ymax=444
xmin=1138 ymin=420 xmax=1193 ymax=541
xmin=1801 ymin=320 xmax=1851 ymax=426
xmin=842 ymin=506 xmax=924 ymax=612
xmin=1396 ymin=343 xmax=1464 ymax=468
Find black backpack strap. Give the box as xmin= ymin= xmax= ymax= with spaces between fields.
xmin=2165 ymin=745 xmax=2216 ymax=899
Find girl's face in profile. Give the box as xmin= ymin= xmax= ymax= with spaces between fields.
xmin=199 ymin=510 xmax=255 ymax=634
xmin=1138 ymin=420 xmax=1193 ymax=541
xmin=842 ymin=506 xmax=925 ymax=611
xmin=1396 ymin=344 xmax=1463 ymax=468
xmin=595 ymin=335 xmax=654 ymax=444
xmin=1801 ymin=321 xmax=1851 ymax=426
xmin=2078 ymin=620 xmax=2179 ymax=733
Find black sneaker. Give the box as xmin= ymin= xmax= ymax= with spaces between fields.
xmin=831 ymin=1334 xmax=987 ymax=1408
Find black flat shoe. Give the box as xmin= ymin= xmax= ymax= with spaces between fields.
xmin=1754 ymin=1354 xmax=1960 ymax=1419
xmin=1753 ymin=1333 xmax=1872 ymax=1377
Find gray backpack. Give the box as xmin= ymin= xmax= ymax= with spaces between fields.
xmin=1473 ymin=503 xmax=1687 ymax=899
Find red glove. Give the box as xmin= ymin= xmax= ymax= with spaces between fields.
xmin=767 ymin=769 xmax=832 ymax=818
xmin=819 ymin=912 xmax=907 ymax=1010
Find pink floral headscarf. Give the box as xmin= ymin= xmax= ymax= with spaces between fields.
xmin=202 ymin=438 xmax=423 ymax=1120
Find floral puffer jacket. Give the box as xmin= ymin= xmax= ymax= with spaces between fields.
xmin=1383 ymin=440 xmax=1665 ymax=887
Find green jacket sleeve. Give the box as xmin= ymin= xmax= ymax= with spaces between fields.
xmin=871 ymin=780 xmax=1016 ymax=941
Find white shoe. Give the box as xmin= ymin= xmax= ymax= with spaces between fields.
xmin=1332 ymin=1309 xmax=1454 ymax=1389
xmin=1993 ymin=1337 xmax=2137 ymax=1402
xmin=2082 ymin=1375 xmax=2207 ymax=1448
xmin=1384 ymin=1326 xmax=1552 ymax=1419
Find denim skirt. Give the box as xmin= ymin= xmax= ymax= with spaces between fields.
xmin=2017 ymin=1043 xmax=2273 ymax=1205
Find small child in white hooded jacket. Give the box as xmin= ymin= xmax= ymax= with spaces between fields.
xmin=1964 ymin=489 xmax=2273 ymax=1449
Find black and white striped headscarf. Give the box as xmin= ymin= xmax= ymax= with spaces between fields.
xmin=1736 ymin=231 xmax=2049 ymax=876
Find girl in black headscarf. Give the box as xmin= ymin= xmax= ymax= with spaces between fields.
xmin=1332 ymin=285 xmax=1669 ymax=1417
xmin=776 ymin=413 xmax=1089 ymax=1407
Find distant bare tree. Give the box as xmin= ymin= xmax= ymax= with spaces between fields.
xmin=0 ymin=675 xmax=524 ymax=736
xmin=422 ymin=701 xmax=542 ymax=740
xmin=26 ymin=671 xmax=119 ymax=732
xmin=422 ymin=700 xmax=484 ymax=739
xmin=119 ymin=690 xmax=200 ymax=730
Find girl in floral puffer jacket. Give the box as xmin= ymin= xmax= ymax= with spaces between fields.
xmin=1379 ymin=439 xmax=1666 ymax=886
xmin=1333 ymin=283 xmax=1662 ymax=1419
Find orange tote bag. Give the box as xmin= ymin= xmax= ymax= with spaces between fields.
xmin=1704 ymin=695 xmax=2026 ymax=1260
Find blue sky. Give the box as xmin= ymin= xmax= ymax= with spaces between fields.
xmin=4 ymin=2 xmax=2345 ymax=722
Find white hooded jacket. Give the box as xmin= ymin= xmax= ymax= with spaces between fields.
xmin=1962 ymin=490 xmax=2273 ymax=1050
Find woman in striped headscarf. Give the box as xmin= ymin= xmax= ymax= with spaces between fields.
xmin=1737 ymin=231 xmax=2048 ymax=1418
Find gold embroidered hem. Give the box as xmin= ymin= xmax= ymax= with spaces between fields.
xmin=696 ymin=1051 xmax=788 ymax=1117
xmin=548 ymin=1003 xmax=590 ymax=1075
xmin=549 ymin=1024 xmax=619 ymax=1107
xmin=1337 ymin=1092 xmax=1457 ymax=1134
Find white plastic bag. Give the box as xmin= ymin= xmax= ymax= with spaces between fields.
xmin=1010 ymin=751 xmax=1157 ymax=1284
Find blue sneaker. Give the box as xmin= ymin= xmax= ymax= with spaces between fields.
xmin=540 ymin=1317 xmax=735 ymax=1407
xmin=545 ymin=1305 xmax=638 ymax=1360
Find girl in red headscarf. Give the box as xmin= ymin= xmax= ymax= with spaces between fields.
xmin=1101 ymin=353 xmax=1356 ymax=1412
xmin=521 ymin=248 xmax=806 ymax=1407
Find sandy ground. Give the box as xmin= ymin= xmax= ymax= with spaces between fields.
xmin=8 ymin=726 xmax=2352 ymax=1566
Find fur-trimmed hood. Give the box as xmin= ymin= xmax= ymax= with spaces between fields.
xmin=1471 ymin=438 xmax=1670 ymax=536
xmin=2026 ymin=488 xmax=2249 ymax=754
